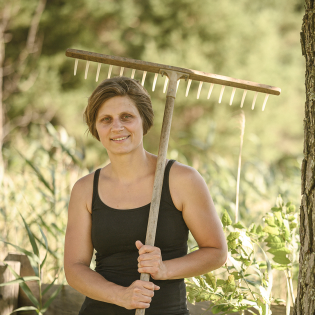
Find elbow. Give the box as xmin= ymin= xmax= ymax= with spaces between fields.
xmin=221 ymin=248 xmax=228 ymax=266
xmin=218 ymin=242 xmax=228 ymax=267
xmin=64 ymin=265 xmax=73 ymax=286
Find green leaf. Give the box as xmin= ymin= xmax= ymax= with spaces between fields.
xmin=264 ymin=225 xmax=279 ymax=235
xmin=17 ymin=150 xmax=54 ymax=194
xmin=204 ymin=272 xmax=216 ymax=289
xmin=42 ymin=277 xmax=58 ymax=296
xmin=287 ymin=204 xmax=296 ymax=214
xmin=233 ymin=222 xmax=245 ymax=229
xmin=274 ymin=298 xmax=286 ymax=305
xmin=42 ymin=285 xmax=63 ymax=312
xmin=271 ymin=207 xmax=281 ymax=212
xmin=0 ymin=276 xmax=40 ymax=287
xmin=264 ymin=235 xmax=281 ymax=243
xmin=289 ymin=222 xmax=297 ymax=229
xmin=267 ymin=247 xmax=292 ymax=255
xmin=282 ymin=227 xmax=290 ymax=241
xmin=19 ymin=213 xmax=39 ymax=258
xmin=274 ymin=211 xmax=283 ymax=227
xmin=9 ymin=306 xmax=38 ymax=314
xmin=0 ymin=241 xmax=40 ymax=264
xmin=4 ymin=264 xmax=39 ymax=308
xmin=288 ymin=215 xmax=296 ymax=222
xmin=272 ymin=253 xmax=291 ymax=265
xmin=228 ymin=240 xmax=237 ymax=250
xmin=249 ymin=224 xmax=256 ymax=234
xmin=256 ymin=225 xmax=264 ymax=235
xmin=221 ymin=209 xmax=232 ymax=227
xmin=227 ymin=232 xmax=240 ymax=241
xmin=38 ymin=225 xmax=48 ymax=270
xmin=265 ymin=216 xmax=276 ymax=227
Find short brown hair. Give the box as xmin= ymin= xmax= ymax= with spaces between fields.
xmin=84 ymin=76 xmax=154 ymax=141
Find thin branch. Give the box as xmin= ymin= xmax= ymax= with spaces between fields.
xmin=3 ymin=0 xmax=46 ymax=100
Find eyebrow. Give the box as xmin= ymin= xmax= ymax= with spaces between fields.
xmin=98 ymin=111 xmax=134 ymax=118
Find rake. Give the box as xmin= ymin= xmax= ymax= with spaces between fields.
xmin=65 ymin=48 xmax=281 ymax=315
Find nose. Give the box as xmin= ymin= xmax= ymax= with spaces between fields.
xmin=111 ymin=118 xmax=124 ymax=131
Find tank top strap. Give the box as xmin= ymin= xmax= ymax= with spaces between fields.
xmin=162 ymin=159 xmax=176 ymax=205
xmin=92 ymin=168 xmax=101 ymax=207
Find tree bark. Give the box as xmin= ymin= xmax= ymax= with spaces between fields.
xmin=294 ymin=1 xmax=315 ymax=314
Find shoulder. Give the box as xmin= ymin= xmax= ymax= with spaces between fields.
xmin=70 ymin=170 xmax=98 ymax=214
xmin=169 ymin=161 xmax=207 ymax=211
xmin=170 ymin=160 xmax=201 ymax=181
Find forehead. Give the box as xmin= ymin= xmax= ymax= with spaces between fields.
xmin=97 ymin=96 xmax=139 ymax=116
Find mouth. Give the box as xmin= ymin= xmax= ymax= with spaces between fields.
xmin=110 ymin=135 xmax=130 ymax=142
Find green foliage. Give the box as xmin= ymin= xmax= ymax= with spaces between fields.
xmin=185 ymin=196 xmax=299 ymax=315
xmin=221 ymin=209 xmax=232 ymax=227
xmin=0 ymin=213 xmax=63 ymax=314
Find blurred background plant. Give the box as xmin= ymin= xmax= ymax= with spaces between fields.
xmin=0 ymin=0 xmax=304 ymax=308
xmin=186 ymin=196 xmax=299 ymax=315
xmin=0 ymin=212 xmax=63 ymax=314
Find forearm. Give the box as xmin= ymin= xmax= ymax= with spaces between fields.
xmin=65 ymin=263 xmax=124 ymax=306
xmin=163 ymin=247 xmax=227 ymax=280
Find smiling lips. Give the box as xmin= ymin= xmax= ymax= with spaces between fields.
xmin=111 ymin=135 xmax=130 ymax=142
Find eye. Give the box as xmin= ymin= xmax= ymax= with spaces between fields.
xmin=101 ymin=117 xmax=111 ymax=122
xmin=123 ymin=114 xmax=132 ymax=119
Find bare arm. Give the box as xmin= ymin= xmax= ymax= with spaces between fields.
xmin=64 ymin=175 xmax=122 ymax=304
xmin=137 ymin=164 xmax=227 ymax=280
xmin=64 ymin=174 xmax=159 ymax=309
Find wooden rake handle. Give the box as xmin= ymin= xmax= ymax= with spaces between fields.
xmin=135 ymin=70 xmax=185 ymax=315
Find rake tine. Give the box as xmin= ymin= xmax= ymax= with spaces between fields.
xmin=207 ymin=83 xmax=214 ymax=100
xmin=163 ymin=76 xmax=169 ymax=93
xmin=84 ymin=61 xmax=90 ymax=79
xmin=96 ymin=63 xmax=101 ymax=82
xmin=251 ymin=92 xmax=258 ymax=110
xmin=107 ymin=65 xmax=113 ymax=79
xmin=120 ymin=67 xmax=125 ymax=77
xmin=185 ymin=79 xmax=192 ymax=97
xmin=218 ymin=85 xmax=225 ymax=103
xmin=131 ymin=69 xmax=136 ymax=79
xmin=197 ymin=81 xmax=203 ymax=99
xmin=152 ymin=73 xmax=158 ymax=91
xmin=230 ymin=87 xmax=236 ymax=106
xmin=262 ymin=94 xmax=269 ymax=111
xmin=74 ymin=59 xmax=78 ymax=76
xmin=176 ymin=80 xmax=180 ymax=93
xmin=141 ymin=71 xmax=147 ymax=86
xmin=240 ymin=90 xmax=247 ymax=108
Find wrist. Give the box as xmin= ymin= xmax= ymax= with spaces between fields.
xmin=110 ymin=283 xmax=126 ymax=307
xmin=162 ymin=260 xmax=171 ymax=280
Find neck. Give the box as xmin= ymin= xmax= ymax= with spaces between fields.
xmin=106 ymin=147 xmax=155 ymax=185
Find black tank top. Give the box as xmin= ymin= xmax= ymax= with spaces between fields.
xmin=78 ymin=160 xmax=190 ymax=315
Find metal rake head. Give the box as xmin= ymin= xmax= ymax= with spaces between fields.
xmin=66 ymin=48 xmax=281 ymax=111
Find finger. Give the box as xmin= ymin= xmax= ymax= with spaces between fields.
xmin=135 ymin=240 xmax=144 ymax=250
xmin=136 ymin=302 xmax=150 ymax=309
xmin=138 ymin=245 xmax=159 ymax=255
xmin=141 ymin=287 xmax=155 ymax=298
xmin=142 ymin=281 xmax=160 ymax=291
xmin=138 ymin=253 xmax=161 ymax=262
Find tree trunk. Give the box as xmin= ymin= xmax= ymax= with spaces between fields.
xmin=294 ymin=1 xmax=315 ymax=314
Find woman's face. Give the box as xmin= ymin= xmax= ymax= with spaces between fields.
xmin=95 ymin=96 xmax=144 ymax=156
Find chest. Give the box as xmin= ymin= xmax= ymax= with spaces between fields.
xmin=97 ymin=171 xmax=182 ymax=211
xmin=98 ymin=176 xmax=154 ymax=209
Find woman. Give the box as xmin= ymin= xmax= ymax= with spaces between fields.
xmin=64 ymin=76 xmax=227 ymax=315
